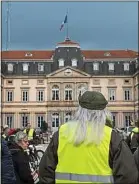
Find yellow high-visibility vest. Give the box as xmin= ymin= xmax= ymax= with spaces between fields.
xmin=23 ymin=129 xmax=34 ymax=140
xmin=131 ymin=127 xmax=139 ymax=139
xmin=55 ymin=123 xmax=113 ymax=183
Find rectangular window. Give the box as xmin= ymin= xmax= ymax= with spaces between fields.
xmin=22 ymin=90 xmax=29 ymax=102
xmin=124 ymin=88 xmax=131 ymax=101
xmin=65 ymin=90 xmax=72 ymax=100
xmin=37 ymin=115 xmax=44 ymax=128
xmin=6 ymin=91 xmax=13 ymax=102
xmin=124 ymin=63 xmax=129 ymax=71
xmin=108 ymin=88 xmax=116 ymax=101
xmin=21 ymin=114 xmax=29 ymax=128
xmin=37 ymin=90 xmax=44 ymax=102
xmin=93 ymin=63 xmax=99 ymax=71
xmin=124 ymin=113 xmax=132 ymax=127
xmin=38 ymin=63 xmax=44 ymax=72
xmin=52 ymin=114 xmax=59 ymax=127
xmin=6 ymin=114 xmax=13 ymax=128
xmin=108 ymin=63 xmax=114 ymax=71
xmin=52 ymin=90 xmax=59 ymax=100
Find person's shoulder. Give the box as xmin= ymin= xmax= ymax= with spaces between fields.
xmin=111 ymin=128 xmax=123 ymax=145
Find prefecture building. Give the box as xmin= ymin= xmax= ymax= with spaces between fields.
xmin=1 ymin=38 xmax=139 ymax=132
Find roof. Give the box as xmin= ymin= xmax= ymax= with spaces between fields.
xmin=57 ymin=40 xmax=79 ymax=45
xmin=57 ymin=37 xmax=79 ymax=46
xmin=1 ymin=49 xmax=137 ymax=60
xmin=1 ymin=50 xmax=54 ymax=60
xmin=82 ymin=50 xmax=138 ymax=59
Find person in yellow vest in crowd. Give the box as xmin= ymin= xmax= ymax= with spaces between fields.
xmin=39 ymin=91 xmax=138 ymax=184
xmin=23 ymin=123 xmax=36 ymax=142
xmin=126 ymin=120 xmax=139 ymax=153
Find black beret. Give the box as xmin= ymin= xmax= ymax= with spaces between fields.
xmin=79 ymin=91 xmax=108 ymax=110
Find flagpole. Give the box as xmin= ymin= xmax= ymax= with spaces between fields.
xmin=66 ymin=9 xmax=69 ymax=39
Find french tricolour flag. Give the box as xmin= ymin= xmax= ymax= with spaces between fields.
xmin=60 ymin=15 xmax=68 ymax=31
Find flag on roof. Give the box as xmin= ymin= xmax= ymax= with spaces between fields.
xmin=60 ymin=15 xmax=68 ymax=31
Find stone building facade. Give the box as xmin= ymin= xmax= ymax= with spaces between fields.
xmin=1 ymin=38 xmax=139 ymax=131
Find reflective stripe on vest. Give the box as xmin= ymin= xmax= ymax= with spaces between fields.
xmin=56 ymin=172 xmax=113 ymax=183
xmin=131 ymin=132 xmax=134 ymax=140
xmin=23 ymin=129 xmax=34 ymax=140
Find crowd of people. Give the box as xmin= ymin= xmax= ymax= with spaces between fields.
xmin=1 ymin=123 xmax=40 ymax=184
xmin=1 ymin=90 xmax=139 ymax=184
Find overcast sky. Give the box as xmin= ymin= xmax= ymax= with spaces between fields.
xmin=2 ymin=1 xmax=138 ymax=51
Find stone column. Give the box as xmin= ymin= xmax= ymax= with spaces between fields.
xmin=2 ymin=112 xmax=5 ymax=127
xmin=47 ymin=110 xmax=52 ymax=130
xmin=118 ymin=112 xmax=124 ymax=128
xmin=73 ymin=82 xmax=76 ymax=101
xmin=30 ymin=112 xmax=36 ymax=128
xmin=61 ymin=111 xmax=64 ymax=124
xmin=47 ymin=82 xmax=51 ymax=101
xmin=14 ymin=112 xmax=17 ymax=128
xmin=60 ymin=82 xmax=64 ymax=101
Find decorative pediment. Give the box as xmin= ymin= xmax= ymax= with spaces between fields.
xmin=46 ymin=66 xmax=91 ymax=78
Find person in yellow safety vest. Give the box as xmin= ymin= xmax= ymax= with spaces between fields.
xmin=39 ymin=91 xmax=138 ymax=184
xmin=126 ymin=120 xmax=139 ymax=153
xmin=23 ymin=123 xmax=36 ymax=141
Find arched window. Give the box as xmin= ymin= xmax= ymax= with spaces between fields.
xmin=65 ymin=85 xmax=72 ymax=100
xmin=22 ymin=63 xmax=29 ymax=72
xmin=7 ymin=63 xmax=13 ymax=72
xmin=52 ymin=113 xmax=59 ymax=128
xmin=77 ymin=84 xmax=87 ymax=98
xmin=124 ymin=63 xmax=129 ymax=71
xmin=64 ymin=112 xmax=72 ymax=122
xmin=52 ymin=85 xmax=59 ymax=100
xmin=58 ymin=58 xmax=64 ymax=67
xmin=71 ymin=58 xmax=77 ymax=67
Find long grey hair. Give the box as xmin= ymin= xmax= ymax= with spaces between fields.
xmin=14 ymin=131 xmax=27 ymax=144
xmin=62 ymin=105 xmax=112 ymax=146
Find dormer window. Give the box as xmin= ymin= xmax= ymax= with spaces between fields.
xmin=25 ymin=52 xmax=32 ymax=57
xmin=108 ymin=63 xmax=114 ymax=70
xmin=38 ymin=63 xmax=44 ymax=72
xmin=58 ymin=58 xmax=64 ymax=67
xmin=7 ymin=63 xmax=13 ymax=72
xmin=104 ymin=52 xmax=111 ymax=57
xmin=93 ymin=63 xmax=99 ymax=71
xmin=71 ymin=58 xmax=77 ymax=67
xmin=23 ymin=63 xmax=29 ymax=72
xmin=124 ymin=63 xmax=129 ymax=71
